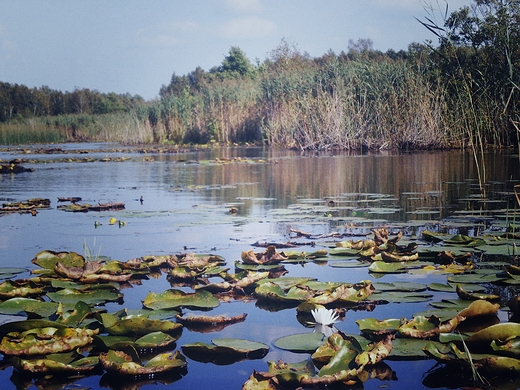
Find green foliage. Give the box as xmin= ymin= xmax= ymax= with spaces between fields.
xmin=0 ymin=83 xmax=144 ymax=123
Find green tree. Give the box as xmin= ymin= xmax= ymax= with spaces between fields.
xmin=219 ymin=46 xmax=254 ymax=77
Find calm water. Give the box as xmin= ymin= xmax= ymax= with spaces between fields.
xmin=0 ymin=144 xmax=519 ymax=389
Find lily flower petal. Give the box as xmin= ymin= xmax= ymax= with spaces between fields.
xmin=311 ymin=307 xmax=339 ymax=326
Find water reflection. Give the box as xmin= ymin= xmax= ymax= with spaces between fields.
xmin=0 ymin=145 xmax=519 ymax=390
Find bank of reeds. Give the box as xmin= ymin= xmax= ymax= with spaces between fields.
xmin=2 ymin=55 xmax=518 ymax=151
xmin=0 ymin=120 xmax=69 ymax=144
xmin=0 ymin=112 xmax=155 ymax=145
xmin=261 ymin=59 xmax=456 ymax=150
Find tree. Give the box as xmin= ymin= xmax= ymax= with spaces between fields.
xmin=219 ymin=46 xmax=254 ymax=77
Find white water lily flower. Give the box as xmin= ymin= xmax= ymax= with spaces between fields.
xmin=310 ymin=307 xmax=339 ymax=326
xmin=313 ymin=323 xmax=336 ymax=337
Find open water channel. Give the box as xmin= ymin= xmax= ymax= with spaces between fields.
xmin=0 ymin=144 xmax=519 ymax=389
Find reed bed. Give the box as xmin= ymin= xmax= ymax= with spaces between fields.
xmin=1 ymin=54 xmax=517 ymax=151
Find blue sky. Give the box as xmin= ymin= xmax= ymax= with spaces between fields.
xmin=0 ymin=0 xmax=469 ymax=100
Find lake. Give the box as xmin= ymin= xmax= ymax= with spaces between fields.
xmin=0 ymin=144 xmax=519 ymax=389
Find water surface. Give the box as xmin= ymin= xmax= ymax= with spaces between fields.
xmin=0 ymin=144 xmax=519 ymax=389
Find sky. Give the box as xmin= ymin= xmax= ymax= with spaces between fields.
xmin=0 ymin=0 xmax=470 ymax=101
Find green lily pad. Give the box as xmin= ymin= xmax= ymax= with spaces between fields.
xmin=328 ymin=248 xmax=361 ymax=256
xmin=46 ymin=287 xmax=123 ymax=305
xmin=55 ymin=300 xmax=92 ymax=327
xmin=11 ymin=354 xmax=99 ymax=374
xmin=447 ymin=272 xmax=507 ymax=284
xmin=0 ymin=297 xmax=59 ymax=317
xmin=182 ymin=338 xmax=269 ymax=364
xmin=102 ymin=315 xmax=183 ymax=336
xmin=466 ymin=323 xmax=520 ymax=345
xmin=390 ymin=338 xmax=441 ymax=358
xmin=356 ymin=318 xmax=402 ymax=335
xmin=99 ymin=349 xmax=187 ymax=375
xmin=234 ymin=261 xmax=285 ymax=271
xmin=143 ymin=289 xmax=219 ymax=310
xmin=31 ymin=250 xmax=85 ymax=270
xmin=368 ymin=261 xmax=406 ymax=273
xmin=428 ymin=283 xmax=456 ymax=292
xmin=370 ymin=291 xmax=433 ymax=303
xmin=491 ymin=336 xmax=520 ymax=358
xmin=95 ymin=331 xmax=178 ymax=350
xmin=475 ymin=244 xmax=519 ymax=256
xmin=329 ymin=260 xmax=368 ymax=268
xmin=0 ymin=268 xmax=28 ymax=280
xmin=373 ymin=282 xmax=427 ymax=292
xmin=274 ymin=332 xmax=326 ymax=353
xmin=212 ymin=338 xmax=269 ymax=353
xmin=0 ymin=280 xmax=45 ymax=299
xmin=0 ymin=326 xmax=97 ymax=356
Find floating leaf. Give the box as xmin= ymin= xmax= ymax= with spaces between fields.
xmin=428 ymin=283 xmax=455 ymax=292
xmin=456 ymin=284 xmax=500 ymax=301
xmin=458 ymin=299 xmax=500 ymax=318
xmin=328 ymin=260 xmax=368 ymax=268
xmin=466 ymin=323 xmax=520 ymax=346
xmin=46 ymin=287 xmax=122 ymax=305
xmin=11 ymin=354 xmax=99 ymax=374
xmin=0 ymin=268 xmax=28 ymax=280
xmin=143 ymin=289 xmax=219 ymax=310
xmin=368 ymin=261 xmax=406 ymax=273
xmin=373 ymin=282 xmax=427 ymax=292
xmin=447 ymin=272 xmax=507 ymax=284
xmin=31 ymin=250 xmax=85 ymax=271
xmin=390 ymin=338 xmax=441 ymax=358
xmin=0 ymin=326 xmax=98 ymax=356
xmin=356 ymin=318 xmax=402 ymax=335
xmin=370 ymin=291 xmax=433 ymax=303
xmin=0 ymin=280 xmax=45 ymax=299
xmin=0 ymin=297 xmax=59 ymax=317
xmin=181 ymin=339 xmax=268 ymax=364
xmin=328 ymin=247 xmax=361 ymax=256
xmin=103 ymin=315 xmax=183 ymax=336
xmin=99 ymin=349 xmax=186 ymax=375
xmin=274 ymin=332 xmax=326 ymax=353
xmin=491 ymin=336 xmax=520 ymax=358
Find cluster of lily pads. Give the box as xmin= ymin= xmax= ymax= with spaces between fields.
xmin=0 ymin=222 xmax=518 ymax=388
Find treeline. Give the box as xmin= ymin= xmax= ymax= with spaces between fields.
xmin=0 ymin=83 xmax=144 ymax=122
xmin=1 ymin=0 xmax=519 ymax=150
xmin=137 ymin=0 xmax=520 ymax=150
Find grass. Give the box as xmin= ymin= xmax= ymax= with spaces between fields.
xmin=83 ymin=238 xmax=102 ymax=262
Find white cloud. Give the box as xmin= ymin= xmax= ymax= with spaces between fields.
xmin=225 ymin=0 xmax=263 ymax=14
xmin=219 ymin=16 xmax=276 ymax=39
xmin=0 ymin=24 xmax=15 ymax=51
xmin=166 ymin=21 xmax=199 ymax=33
xmin=135 ymin=21 xmax=199 ymax=47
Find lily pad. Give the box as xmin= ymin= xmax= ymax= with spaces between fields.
xmin=373 ymin=282 xmax=427 ymax=292
xmin=0 ymin=268 xmax=28 ymax=280
xmin=46 ymin=287 xmax=123 ymax=305
xmin=11 ymin=354 xmax=99 ymax=374
xmin=95 ymin=331 xmax=178 ymax=350
xmin=0 ymin=326 xmax=98 ymax=356
xmin=274 ymin=332 xmax=326 ymax=353
xmin=101 ymin=315 xmax=183 ymax=336
xmin=356 ymin=318 xmax=402 ymax=335
xmin=370 ymin=291 xmax=433 ymax=303
xmin=99 ymin=349 xmax=187 ymax=375
xmin=368 ymin=261 xmax=406 ymax=273
xmin=143 ymin=289 xmax=220 ymax=310
xmin=31 ymin=250 xmax=85 ymax=271
xmin=0 ymin=297 xmax=59 ymax=317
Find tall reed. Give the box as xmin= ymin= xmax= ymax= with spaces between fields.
xmin=261 ymin=57 xmax=454 ymax=150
